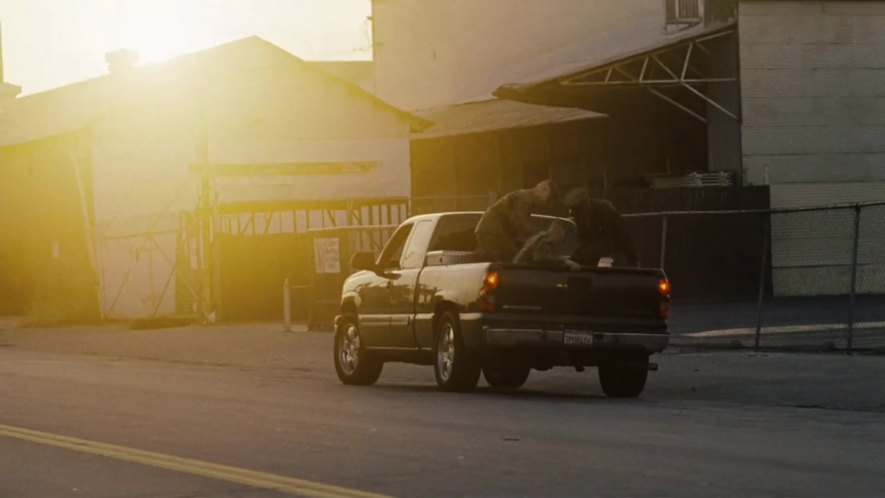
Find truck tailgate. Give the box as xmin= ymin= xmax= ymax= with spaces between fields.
xmin=493 ymin=266 xmax=666 ymax=321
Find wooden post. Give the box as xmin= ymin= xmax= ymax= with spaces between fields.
xmin=197 ymin=96 xmax=215 ymax=323
xmin=198 ymin=170 xmax=213 ymax=322
xmin=283 ymin=277 xmax=292 ymax=332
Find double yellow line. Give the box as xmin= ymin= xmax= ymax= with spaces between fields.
xmin=0 ymin=423 xmax=390 ymax=498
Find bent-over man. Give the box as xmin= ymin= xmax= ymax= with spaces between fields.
xmin=563 ymin=186 xmax=639 ymax=267
xmin=475 ymin=180 xmax=558 ymax=261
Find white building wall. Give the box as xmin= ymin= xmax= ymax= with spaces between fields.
xmin=739 ymin=0 xmax=885 ymax=295
xmin=371 ymin=0 xmax=713 ymax=110
xmin=89 ymin=58 xmax=411 ymax=318
xmin=204 ymin=63 xmax=411 ymax=202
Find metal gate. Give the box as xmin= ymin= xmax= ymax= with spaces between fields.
xmin=209 ymin=199 xmax=408 ymax=322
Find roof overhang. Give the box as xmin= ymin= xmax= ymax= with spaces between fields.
xmin=411 ymin=98 xmax=606 ymax=140
xmin=494 ymin=24 xmax=739 ymax=124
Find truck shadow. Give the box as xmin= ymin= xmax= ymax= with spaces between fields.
xmin=372 ymin=383 xmax=613 ymax=402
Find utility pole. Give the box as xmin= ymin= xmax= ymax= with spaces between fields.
xmin=198 ymin=99 xmax=214 ymax=323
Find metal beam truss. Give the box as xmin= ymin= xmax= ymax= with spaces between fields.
xmin=557 ymin=29 xmax=738 ymax=123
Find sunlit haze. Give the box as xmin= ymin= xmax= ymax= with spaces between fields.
xmin=0 ymin=0 xmax=372 ymax=94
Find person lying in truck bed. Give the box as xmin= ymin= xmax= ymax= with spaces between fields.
xmin=513 ymin=220 xmax=581 ymax=270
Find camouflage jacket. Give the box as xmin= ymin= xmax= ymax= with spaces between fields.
xmin=475 ymin=189 xmax=536 ymax=241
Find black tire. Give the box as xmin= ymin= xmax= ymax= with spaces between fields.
xmin=433 ymin=311 xmax=481 ymax=392
xmin=333 ymin=316 xmax=383 ymax=385
xmin=482 ymin=358 xmax=531 ymax=389
xmin=598 ymin=352 xmax=649 ymax=398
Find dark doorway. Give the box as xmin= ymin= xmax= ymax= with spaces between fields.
xmin=216 ymin=234 xmax=311 ymax=322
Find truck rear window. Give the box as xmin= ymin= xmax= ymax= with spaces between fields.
xmin=428 ymin=213 xmax=578 ymax=257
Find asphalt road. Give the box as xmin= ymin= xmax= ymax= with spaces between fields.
xmin=1 ymin=327 xmax=884 ymax=497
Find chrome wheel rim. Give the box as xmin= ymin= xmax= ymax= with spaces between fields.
xmin=339 ymin=324 xmax=360 ymax=375
xmin=437 ymin=322 xmax=455 ymax=382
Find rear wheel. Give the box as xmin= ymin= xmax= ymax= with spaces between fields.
xmin=482 ymin=358 xmax=531 ymax=389
xmin=333 ymin=316 xmax=383 ymax=385
xmin=598 ymin=352 xmax=649 ymax=398
xmin=433 ymin=311 xmax=481 ymax=392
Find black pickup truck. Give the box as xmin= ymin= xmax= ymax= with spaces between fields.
xmin=333 ymin=212 xmax=670 ymax=397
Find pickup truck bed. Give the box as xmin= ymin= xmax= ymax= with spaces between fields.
xmin=333 ymin=212 xmax=670 ymax=397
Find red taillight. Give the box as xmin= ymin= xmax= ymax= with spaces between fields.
xmin=483 ymin=271 xmax=500 ymax=291
xmin=658 ymin=278 xmax=670 ymax=319
xmin=479 ymin=270 xmax=500 ymax=311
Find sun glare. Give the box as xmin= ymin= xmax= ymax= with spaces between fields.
xmin=2 ymin=0 xmax=373 ymax=93
xmin=112 ymin=2 xmax=199 ymax=64
xmin=134 ymin=34 xmax=196 ymax=65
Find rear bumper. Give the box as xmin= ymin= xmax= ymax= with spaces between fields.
xmin=484 ymin=328 xmax=669 ymax=352
xmin=459 ymin=312 xmax=669 ymax=354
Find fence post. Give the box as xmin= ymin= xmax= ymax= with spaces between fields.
xmin=659 ymin=215 xmax=668 ymax=270
xmin=283 ymin=277 xmax=292 ymax=333
xmin=754 ymin=213 xmax=770 ymax=351
xmin=847 ymin=204 xmax=861 ymax=354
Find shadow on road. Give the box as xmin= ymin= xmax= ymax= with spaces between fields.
xmin=371 ymin=382 xmax=610 ymax=402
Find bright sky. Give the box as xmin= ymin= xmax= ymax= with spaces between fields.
xmin=0 ymin=0 xmax=372 ymax=95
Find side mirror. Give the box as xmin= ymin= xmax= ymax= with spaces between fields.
xmin=350 ymin=252 xmax=378 ymax=272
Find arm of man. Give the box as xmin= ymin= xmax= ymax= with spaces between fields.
xmin=509 ymin=191 xmax=537 ymax=241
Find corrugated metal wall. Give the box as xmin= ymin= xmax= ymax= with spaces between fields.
xmin=739 ymin=0 xmax=885 ymax=295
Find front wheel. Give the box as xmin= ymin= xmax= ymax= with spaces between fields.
xmin=433 ymin=311 xmax=481 ymax=392
xmin=333 ymin=316 xmax=383 ymax=385
xmin=598 ymin=352 xmax=649 ymax=398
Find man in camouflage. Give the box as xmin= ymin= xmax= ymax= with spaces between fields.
xmin=475 ymin=180 xmax=558 ymax=262
xmin=563 ymin=186 xmax=639 ymax=267
xmin=514 ymin=220 xmax=581 ymax=270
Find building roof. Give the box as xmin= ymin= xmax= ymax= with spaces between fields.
xmin=411 ymin=98 xmax=606 ymax=139
xmin=491 ymin=23 xmax=740 ymax=122
xmin=307 ymin=61 xmax=373 ymax=89
xmin=495 ymin=22 xmax=736 ymax=94
xmin=405 ymin=18 xmax=735 ymax=108
xmin=0 ymin=37 xmax=426 ymax=147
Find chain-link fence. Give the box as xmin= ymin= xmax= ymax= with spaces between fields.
xmin=623 ymin=201 xmax=885 ymax=353
xmin=300 ymin=195 xmax=885 ymax=352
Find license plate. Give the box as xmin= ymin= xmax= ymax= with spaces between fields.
xmin=563 ymin=330 xmax=594 ymax=346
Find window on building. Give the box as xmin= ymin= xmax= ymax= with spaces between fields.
xmin=665 ymin=0 xmax=702 ymax=30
